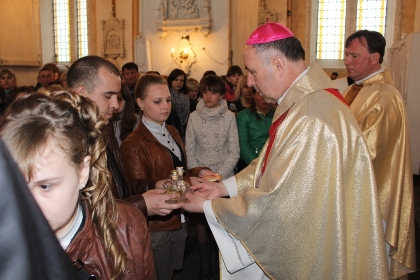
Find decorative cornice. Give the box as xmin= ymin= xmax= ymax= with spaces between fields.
xmin=156 ymin=0 xmax=212 ymax=38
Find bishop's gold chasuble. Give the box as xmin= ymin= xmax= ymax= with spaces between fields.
xmin=212 ymin=64 xmax=389 ymax=279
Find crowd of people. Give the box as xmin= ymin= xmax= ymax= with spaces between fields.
xmin=0 ymin=22 xmax=415 ymax=280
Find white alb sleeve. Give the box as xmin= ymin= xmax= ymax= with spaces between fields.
xmin=222 ymin=176 xmax=238 ymax=197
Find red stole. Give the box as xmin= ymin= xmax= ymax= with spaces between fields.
xmin=260 ymin=88 xmax=347 ymax=176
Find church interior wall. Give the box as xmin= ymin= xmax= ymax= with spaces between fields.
xmin=1 ymin=0 xmax=420 ymax=171
xmin=0 ymin=0 xmax=418 ymax=88
xmin=137 ymin=0 xmax=230 ymax=81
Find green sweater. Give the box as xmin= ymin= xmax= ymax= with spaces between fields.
xmin=236 ymin=108 xmax=274 ymax=165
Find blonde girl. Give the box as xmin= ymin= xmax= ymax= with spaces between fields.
xmin=0 ymin=91 xmax=155 ymax=279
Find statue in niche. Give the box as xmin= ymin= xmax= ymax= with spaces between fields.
xmin=169 ymin=0 xmax=199 ymax=19
xmin=107 ymin=33 xmax=120 ymax=49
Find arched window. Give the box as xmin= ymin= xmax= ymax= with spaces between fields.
xmin=53 ymin=0 xmax=88 ymax=63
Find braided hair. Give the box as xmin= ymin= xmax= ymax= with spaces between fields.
xmin=0 ymin=91 xmax=127 ymax=279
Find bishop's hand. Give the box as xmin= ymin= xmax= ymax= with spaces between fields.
xmin=190 ymin=181 xmax=228 ymax=200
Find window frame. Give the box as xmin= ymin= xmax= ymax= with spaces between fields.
xmin=310 ymin=0 xmax=397 ymax=69
xmin=53 ymin=0 xmax=89 ymax=64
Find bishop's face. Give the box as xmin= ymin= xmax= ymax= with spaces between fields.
xmin=244 ymin=46 xmax=281 ymax=104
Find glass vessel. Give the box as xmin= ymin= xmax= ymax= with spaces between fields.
xmin=176 ymin=166 xmax=192 ymax=196
xmin=164 ymin=168 xmax=190 ymax=203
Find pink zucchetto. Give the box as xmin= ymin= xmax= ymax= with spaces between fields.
xmin=246 ymin=22 xmax=294 ymax=45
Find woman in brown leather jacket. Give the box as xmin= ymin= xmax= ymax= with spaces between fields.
xmin=0 ymin=91 xmax=156 ymax=280
xmin=120 ymin=74 xmax=214 ymax=279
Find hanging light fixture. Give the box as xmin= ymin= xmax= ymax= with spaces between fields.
xmin=170 ymin=35 xmax=197 ymax=74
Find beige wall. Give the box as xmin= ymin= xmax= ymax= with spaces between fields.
xmin=290 ymin=0 xmax=308 ymax=49
xmin=230 ymin=0 xmax=258 ymax=68
xmin=1 ymin=0 xmax=43 ymax=86
xmin=230 ymin=0 xmax=289 ymax=70
xmin=415 ymin=0 xmax=420 ymax=32
xmin=402 ymin=0 xmax=418 ymax=35
xmin=1 ymin=0 xmax=419 ymax=87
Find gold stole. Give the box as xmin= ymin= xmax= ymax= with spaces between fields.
xmin=345 ymin=83 xmax=363 ymax=106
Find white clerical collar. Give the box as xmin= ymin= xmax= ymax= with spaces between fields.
xmin=355 ymin=68 xmax=384 ymax=85
xmin=142 ymin=116 xmax=167 ymax=134
xmin=277 ymin=67 xmax=310 ymax=105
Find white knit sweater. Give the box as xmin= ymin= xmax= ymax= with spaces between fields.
xmin=185 ymin=99 xmax=240 ymax=179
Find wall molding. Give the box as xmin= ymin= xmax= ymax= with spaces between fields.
xmin=0 ymin=0 xmax=42 ymax=66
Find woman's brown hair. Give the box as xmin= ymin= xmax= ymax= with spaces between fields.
xmin=113 ymin=83 xmax=138 ymax=142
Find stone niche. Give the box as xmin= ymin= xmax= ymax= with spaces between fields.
xmin=156 ymin=0 xmax=212 ymax=37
